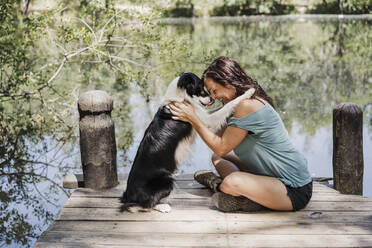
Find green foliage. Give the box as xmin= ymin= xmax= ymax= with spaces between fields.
xmin=0 ymin=1 xmax=51 ymax=245
xmin=307 ymin=1 xmax=340 ymax=14
xmin=344 ymin=0 xmax=372 ymax=13
xmin=162 ymin=0 xmax=194 ymax=17
xmin=156 ymin=0 xmax=372 ymax=16
xmin=209 ymin=0 xmax=295 ymax=16
xmin=161 ymin=0 xmax=296 ymax=16
xmin=210 ymin=0 xmax=255 ymax=16
xmin=307 ymin=0 xmax=372 ymax=14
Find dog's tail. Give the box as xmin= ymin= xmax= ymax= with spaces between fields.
xmin=119 ymin=202 xmax=138 ymax=212
xmin=120 ymin=190 xmax=128 ymax=204
xmin=119 ymin=191 xmax=131 ymax=212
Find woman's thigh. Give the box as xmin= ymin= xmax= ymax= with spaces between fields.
xmin=220 ymin=171 xmax=293 ymax=211
xmin=212 ymin=152 xmax=253 ymax=175
xmin=221 ymin=152 xmax=253 ymax=172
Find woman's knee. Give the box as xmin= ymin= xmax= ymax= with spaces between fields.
xmin=211 ymin=153 xmax=221 ymax=166
xmin=220 ymin=172 xmax=244 ymax=196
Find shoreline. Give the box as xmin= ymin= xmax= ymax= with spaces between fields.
xmin=159 ymin=14 xmax=372 ymax=24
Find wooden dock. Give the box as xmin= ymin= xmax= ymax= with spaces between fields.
xmin=35 ymin=174 xmax=372 ymax=247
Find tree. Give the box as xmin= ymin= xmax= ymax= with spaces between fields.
xmin=1 ymin=0 xmax=214 ymax=246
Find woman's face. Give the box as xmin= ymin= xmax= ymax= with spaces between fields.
xmin=204 ymin=77 xmax=236 ymax=104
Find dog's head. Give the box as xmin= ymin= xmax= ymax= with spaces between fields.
xmin=164 ymin=72 xmax=214 ymax=107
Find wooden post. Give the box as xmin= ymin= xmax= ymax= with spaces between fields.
xmin=78 ymin=90 xmax=118 ymax=189
xmin=333 ymin=102 xmax=363 ymax=195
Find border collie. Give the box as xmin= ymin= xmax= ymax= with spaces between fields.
xmin=120 ymin=72 xmax=255 ymax=213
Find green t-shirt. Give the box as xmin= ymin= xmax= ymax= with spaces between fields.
xmin=228 ymin=103 xmax=312 ymax=188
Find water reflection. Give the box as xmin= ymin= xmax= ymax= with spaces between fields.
xmin=0 ymin=137 xmax=78 ymax=247
xmin=1 ymin=16 xmax=372 ymax=247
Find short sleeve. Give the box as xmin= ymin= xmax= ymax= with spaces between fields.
xmin=228 ymin=113 xmax=265 ymax=134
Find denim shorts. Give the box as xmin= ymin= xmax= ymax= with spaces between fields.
xmin=285 ymin=181 xmax=313 ymax=211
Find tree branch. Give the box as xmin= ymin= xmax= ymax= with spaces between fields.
xmin=0 ymin=172 xmax=69 ymax=197
xmin=32 ymin=182 xmax=59 ymax=207
xmin=0 ymin=46 xmax=90 ymax=98
xmin=22 ymin=0 xmax=31 ymax=16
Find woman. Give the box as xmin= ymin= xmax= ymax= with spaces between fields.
xmin=169 ymin=56 xmax=312 ymax=212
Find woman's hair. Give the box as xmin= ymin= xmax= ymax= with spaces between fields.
xmin=201 ymin=56 xmax=274 ymax=108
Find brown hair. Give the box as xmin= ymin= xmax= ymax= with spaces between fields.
xmin=201 ymin=56 xmax=274 ymax=108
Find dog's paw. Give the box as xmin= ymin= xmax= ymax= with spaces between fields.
xmin=153 ymin=203 xmax=172 ymax=213
xmin=243 ymin=88 xmax=255 ymax=99
xmin=127 ymin=206 xmax=151 ymax=213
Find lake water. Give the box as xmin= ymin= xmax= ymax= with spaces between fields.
xmin=4 ymin=16 xmax=372 ymax=247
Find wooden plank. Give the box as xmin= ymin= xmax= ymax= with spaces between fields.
xmin=35 ymin=244 xmax=181 ymax=248
xmin=70 ymin=181 xmax=339 ymax=198
xmin=64 ymin=197 xmax=212 ymax=209
xmin=305 ymin=201 xmax=372 ymax=211
xmin=45 ymin=220 xmax=372 ymax=235
xmin=171 ymin=189 xmax=212 ymax=198
xmin=58 ymin=208 xmax=226 ymax=221
xmin=171 ymin=189 xmax=372 ymax=202
xmin=227 ymin=222 xmax=372 ymax=234
xmin=171 ymin=188 xmax=372 ymax=202
xmin=34 ymin=232 xmax=372 ymax=247
xmin=225 ymin=211 xmax=372 ymax=223
xmin=175 ymin=174 xmax=334 ymax=182
xmin=311 ymin=194 xmax=372 ymax=202
xmin=228 ymin=234 xmax=372 ymax=247
xmin=174 ymin=179 xmax=332 ymax=188
xmin=69 ymin=189 xmax=340 ymax=198
xmin=36 ymin=232 xmax=229 ymax=247
xmin=71 ymin=187 xmax=372 ymax=204
xmin=71 ymin=173 xmax=335 ymax=189
xmin=48 ymin=220 xmax=227 ymax=234
xmin=175 ymin=180 xmax=337 ymax=192
xmin=57 ymin=208 xmax=372 ymax=223
xmin=64 ymin=195 xmax=372 ymax=211
xmin=174 ymin=174 xmax=194 ymax=180
xmin=70 ymin=187 xmax=212 ymax=199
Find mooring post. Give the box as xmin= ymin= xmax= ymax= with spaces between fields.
xmin=77 ymin=90 xmax=118 ymax=189
xmin=333 ymin=102 xmax=363 ymax=195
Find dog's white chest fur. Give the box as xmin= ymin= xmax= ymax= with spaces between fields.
xmin=175 ymin=130 xmax=196 ymax=165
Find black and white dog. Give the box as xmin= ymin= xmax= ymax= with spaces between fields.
xmin=120 ymin=72 xmax=255 ymax=213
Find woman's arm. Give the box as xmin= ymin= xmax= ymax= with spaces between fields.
xmin=169 ymin=99 xmax=257 ymax=157
xmin=192 ymin=120 xmax=247 ymax=157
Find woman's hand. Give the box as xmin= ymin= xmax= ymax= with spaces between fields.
xmin=168 ymin=101 xmax=199 ymax=124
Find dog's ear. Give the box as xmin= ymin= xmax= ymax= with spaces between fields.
xmin=177 ymin=72 xmax=198 ymax=91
